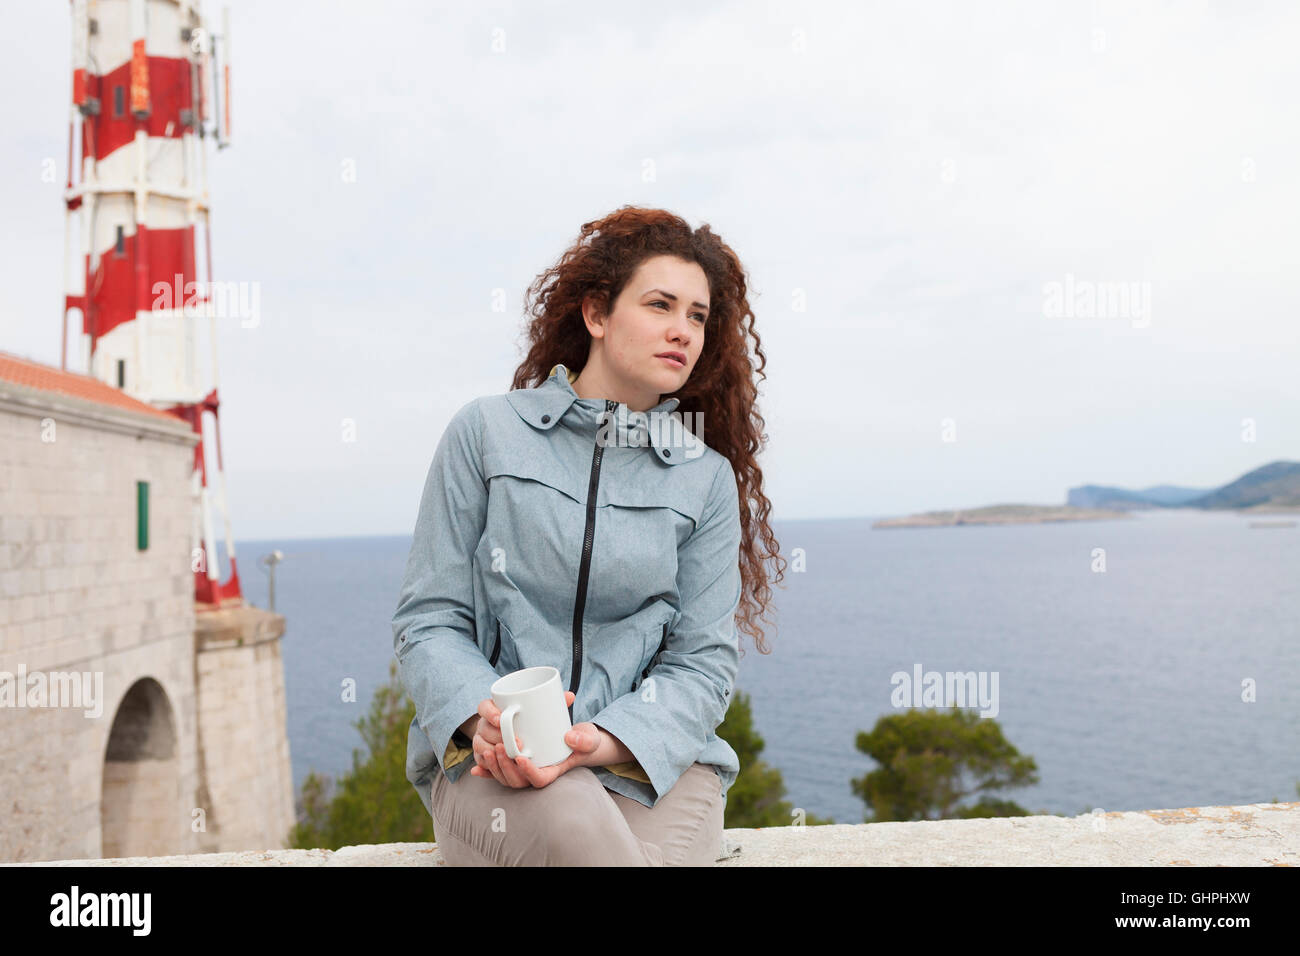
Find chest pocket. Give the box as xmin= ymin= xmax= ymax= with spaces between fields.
xmin=482 ymin=447 xmax=586 ymax=505
xmin=593 ymin=475 xmax=701 ymax=596
xmin=597 ymin=476 xmax=704 ymax=526
xmin=478 ymin=447 xmax=591 ymax=618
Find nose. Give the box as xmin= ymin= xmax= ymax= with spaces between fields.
xmin=668 ymin=315 xmax=692 ymax=349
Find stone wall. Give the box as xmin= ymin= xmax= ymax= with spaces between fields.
xmin=6 ymin=801 xmax=1297 ymax=867
xmin=0 ymin=383 xmax=294 ymax=863
xmin=192 ymin=606 xmax=296 ymax=853
xmin=0 ymin=388 xmax=200 ymax=863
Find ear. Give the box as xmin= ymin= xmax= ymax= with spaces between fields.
xmin=581 ymin=293 xmax=609 ymax=339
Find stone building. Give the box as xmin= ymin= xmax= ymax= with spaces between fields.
xmin=0 ymin=350 xmax=294 ymax=863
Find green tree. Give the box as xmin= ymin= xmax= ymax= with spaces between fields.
xmin=717 ymin=688 xmax=835 ymax=828
xmin=852 ymin=707 xmax=1039 ymax=822
xmin=289 ymin=660 xmax=432 ymax=849
xmin=288 ymin=669 xmax=833 ymax=849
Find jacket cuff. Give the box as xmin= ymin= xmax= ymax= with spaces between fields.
xmin=424 ymin=681 xmax=490 ymax=778
xmin=590 ymin=704 xmax=680 ymax=801
xmin=397 ymin=639 xmax=497 ymax=782
xmin=444 ymin=732 xmax=475 ymax=771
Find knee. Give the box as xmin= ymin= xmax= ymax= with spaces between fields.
xmin=531 ymin=809 xmax=622 ymax=865
xmin=436 ymin=768 xmax=632 ymax=866
xmin=517 ymin=771 xmax=626 ymax=865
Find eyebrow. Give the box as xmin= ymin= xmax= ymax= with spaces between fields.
xmin=644 ymin=289 xmax=709 ymax=314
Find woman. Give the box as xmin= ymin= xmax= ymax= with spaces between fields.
xmin=392 ymin=205 xmax=784 ymax=866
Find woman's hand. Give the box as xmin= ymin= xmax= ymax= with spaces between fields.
xmin=469 ymin=691 xmax=605 ymax=789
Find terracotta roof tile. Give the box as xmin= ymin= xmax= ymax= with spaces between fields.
xmin=0 ymin=349 xmax=184 ymax=423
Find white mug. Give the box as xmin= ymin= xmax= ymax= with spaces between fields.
xmin=490 ymin=666 xmax=573 ymax=767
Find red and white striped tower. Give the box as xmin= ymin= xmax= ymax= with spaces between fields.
xmin=62 ymin=0 xmax=242 ymax=609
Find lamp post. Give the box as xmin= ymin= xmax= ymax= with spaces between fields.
xmin=258 ymin=550 xmax=284 ymax=612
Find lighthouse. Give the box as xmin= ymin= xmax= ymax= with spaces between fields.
xmin=61 ymin=0 xmax=241 ymax=608
xmin=0 ymin=0 xmax=297 ymax=863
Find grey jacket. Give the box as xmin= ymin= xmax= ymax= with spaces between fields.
xmin=393 ymin=363 xmax=743 ymax=812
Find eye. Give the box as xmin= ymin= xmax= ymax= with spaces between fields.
xmin=652 ymin=300 xmax=707 ymax=324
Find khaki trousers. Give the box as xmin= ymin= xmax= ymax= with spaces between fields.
xmin=430 ymin=761 xmax=724 ymax=866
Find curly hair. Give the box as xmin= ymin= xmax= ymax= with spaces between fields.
xmin=510 ymin=205 xmax=784 ymax=657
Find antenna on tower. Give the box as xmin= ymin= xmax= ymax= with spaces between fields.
xmin=212 ymin=6 xmax=232 ymax=149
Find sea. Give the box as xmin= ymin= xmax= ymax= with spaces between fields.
xmin=236 ymin=508 xmax=1300 ymax=825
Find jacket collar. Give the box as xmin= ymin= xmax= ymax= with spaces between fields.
xmin=506 ymin=363 xmax=694 ymax=465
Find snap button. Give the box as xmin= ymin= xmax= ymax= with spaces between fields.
xmin=662 ymin=449 xmax=671 ymax=458
xmin=541 ymin=414 xmax=551 ymax=424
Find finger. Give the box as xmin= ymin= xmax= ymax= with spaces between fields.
xmin=564 ymin=691 xmax=574 ymax=705
xmin=472 ymin=741 xmax=491 ymax=778
xmin=567 ymin=725 xmax=596 ymax=752
xmin=514 ymin=755 xmax=536 ymax=785
xmin=475 ymin=737 xmax=504 ymax=784
xmin=478 ymin=699 xmax=502 ymax=728
xmin=515 ymin=755 xmax=554 ymax=788
xmin=475 ymin=728 xmax=499 ymax=759
xmin=493 ymin=743 xmax=525 ymax=790
xmin=495 ymin=742 xmax=529 ymax=788
xmin=480 ymin=746 xmax=510 ymax=787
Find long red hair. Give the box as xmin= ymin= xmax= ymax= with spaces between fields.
xmin=510 ymin=205 xmax=784 ymax=656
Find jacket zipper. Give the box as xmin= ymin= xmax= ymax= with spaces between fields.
xmin=489 ymin=620 xmax=501 ymax=667
xmin=569 ymin=398 xmax=617 ymax=718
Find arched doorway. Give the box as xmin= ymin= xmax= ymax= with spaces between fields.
xmin=100 ymin=677 xmax=180 ymax=858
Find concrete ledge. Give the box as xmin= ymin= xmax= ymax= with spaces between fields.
xmin=6 ymin=802 xmax=1297 ymax=866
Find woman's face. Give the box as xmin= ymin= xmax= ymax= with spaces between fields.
xmin=581 ymin=254 xmax=711 ymax=409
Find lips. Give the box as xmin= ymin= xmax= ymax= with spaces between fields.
xmin=656 ymin=352 xmax=686 ymax=368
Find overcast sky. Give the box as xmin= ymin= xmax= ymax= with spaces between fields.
xmin=3 ymin=0 xmax=1298 ymax=539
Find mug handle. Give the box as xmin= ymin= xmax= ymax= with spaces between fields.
xmin=499 ymin=704 xmax=532 ymax=760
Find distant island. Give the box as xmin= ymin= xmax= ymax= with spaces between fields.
xmin=874 ymin=460 xmax=1300 ymax=529
xmin=1067 ymin=460 xmax=1300 ymax=511
xmin=874 ymin=504 xmax=1131 ymax=528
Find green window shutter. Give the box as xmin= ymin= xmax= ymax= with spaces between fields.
xmin=137 ymin=480 xmax=149 ymax=550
